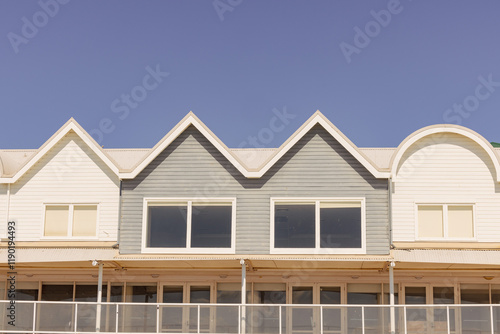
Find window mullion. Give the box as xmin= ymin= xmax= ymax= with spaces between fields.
xmin=315 ymin=201 xmax=320 ymax=249
xmin=68 ymin=204 xmax=74 ymax=237
xmin=186 ymin=201 xmax=192 ymax=249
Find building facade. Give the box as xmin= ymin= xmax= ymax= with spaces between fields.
xmin=1 ymin=112 xmax=500 ymax=333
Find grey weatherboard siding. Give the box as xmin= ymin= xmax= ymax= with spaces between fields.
xmin=119 ymin=124 xmax=389 ymax=255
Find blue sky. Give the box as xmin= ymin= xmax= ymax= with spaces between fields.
xmin=1 ymin=0 xmax=500 ymax=149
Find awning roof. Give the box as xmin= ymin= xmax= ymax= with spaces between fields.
xmin=1 ymin=248 xmax=500 ymax=270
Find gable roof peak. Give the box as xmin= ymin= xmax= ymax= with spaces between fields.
xmin=0 ymin=117 xmax=120 ymax=183
xmin=120 ymin=110 xmax=388 ymax=179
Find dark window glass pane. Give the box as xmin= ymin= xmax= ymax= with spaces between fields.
xmin=253 ymin=284 xmax=286 ymax=304
xmin=191 ymin=205 xmax=232 ymax=248
xmin=41 ymin=285 xmax=73 ymax=301
xmin=433 ymin=287 xmax=454 ymax=304
xmin=255 ymin=291 xmax=286 ymax=304
xmin=74 ymin=285 xmax=110 ymax=302
xmin=16 ymin=289 xmax=38 ymax=301
xmin=433 ymin=287 xmax=455 ymax=330
xmin=130 ymin=286 xmax=157 ymax=303
xmin=161 ymin=286 xmax=183 ymax=332
xmin=292 ymin=287 xmax=313 ymax=304
xmin=217 ymin=290 xmax=241 ymax=303
xmin=75 ymin=285 xmax=97 ymax=302
xmin=190 ymin=286 xmax=210 ymax=303
xmin=163 ymin=286 xmax=183 ymax=303
xmin=106 ymin=285 xmax=122 ymax=302
xmin=320 ymin=207 xmax=361 ymax=248
xmin=189 ymin=286 xmax=211 ymax=332
xmin=405 ymin=287 xmax=426 ymax=322
xmin=347 ymin=284 xmax=382 ymax=305
xmin=148 ymin=206 xmax=187 ymax=247
xmin=275 ymin=204 xmax=315 ymax=248
xmin=320 ymin=287 xmax=341 ymax=304
xmin=321 ymin=287 xmax=341 ymax=333
xmin=405 ymin=287 xmax=426 ymax=304
xmin=461 ymin=285 xmax=489 ymax=304
xmin=347 ymin=292 xmax=379 ymax=305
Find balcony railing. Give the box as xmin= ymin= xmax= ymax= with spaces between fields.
xmin=2 ymin=301 xmax=500 ymax=334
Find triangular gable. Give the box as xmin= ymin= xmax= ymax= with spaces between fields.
xmin=121 ymin=111 xmax=389 ymax=179
xmin=254 ymin=111 xmax=389 ymax=178
xmin=0 ymin=118 xmax=120 ymax=183
xmin=119 ymin=112 xmax=252 ymax=178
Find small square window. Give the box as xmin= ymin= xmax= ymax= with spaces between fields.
xmin=44 ymin=206 xmax=70 ymax=237
xmin=418 ymin=206 xmax=443 ymax=238
xmin=448 ymin=206 xmax=473 ymax=238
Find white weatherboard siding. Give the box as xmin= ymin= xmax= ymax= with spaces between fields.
xmin=121 ymin=125 xmax=389 ymax=255
xmin=7 ymin=131 xmax=119 ymax=241
xmin=393 ymin=133 xmax=500 ymax=242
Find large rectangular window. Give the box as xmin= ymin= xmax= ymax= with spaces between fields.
xmin=272 ymin=198 xmax=365 ymax=254
xmin=44 ymin=204 xmax=97 ymax=238
xmin=143 ymin=199 xmax=235 ymax=253
xmin=417 ymin=204 xmax=474 ymax=240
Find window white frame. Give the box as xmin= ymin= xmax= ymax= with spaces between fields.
xmin=415 ymin=203 xmax=477 ymax=241
xmin=270 ymin=197 xmax=366 ymax=255
xmin=41 ymin=203 xmax=99 ymax=240
xmin=141 ymin=197 xmax=236 ymax=254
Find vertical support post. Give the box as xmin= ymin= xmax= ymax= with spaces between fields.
xmin=197 ymin=304 xmax=201 ymax=334
xmin=156 ymin=304 xmax=160 ymax=334
xmin=74 ymin=303 xmax=78 ymax=333
xmin=115 ymin=304 xmax=119 ymax=334
xmin=320 ymin=305 xmax=324 ymax=334
xmin=403 ymin=306 xmax=407 ymax=334
xmin=446 ymin=305 xmax=450 ymax=334
xmin=490 ymin=305 xmax=494 ymax=334
xmin=32 ymin=301 xmax=37 ymax=334
xmin=238 ymin=305 xmax=241 ymax=334
xmin=96 ymin=261 xmax=104 ymax=332
xmin=240 ymin=259 xmax=246 ymax=334
xmin=361 ymin=306 xmax=365 ymax=334
xmin=389 ymin=261 xmax=396 ymax=334
xmin=279 ymin=306 xmax=282 ymax=334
